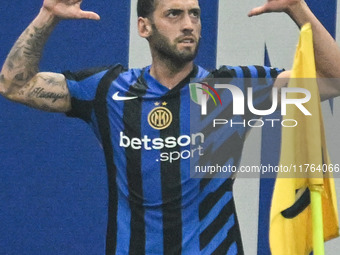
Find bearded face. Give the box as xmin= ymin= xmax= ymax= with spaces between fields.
xmin=149 ymin=22 xmax=200 ymax=65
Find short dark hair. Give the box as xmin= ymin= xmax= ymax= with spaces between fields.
xmin=137 ymin=0 xmax=157 ymax=18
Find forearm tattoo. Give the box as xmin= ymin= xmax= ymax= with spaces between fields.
xmin=4 ymin=23 xmax=54 ymax=87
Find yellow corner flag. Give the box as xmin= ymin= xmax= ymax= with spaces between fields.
xmin=269 ymin=23 xmax=339 ymax=255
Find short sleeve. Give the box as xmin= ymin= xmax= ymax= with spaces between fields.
xmin=62 ymin=66 xmax=111 ymax=122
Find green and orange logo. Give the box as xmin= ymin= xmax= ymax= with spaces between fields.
xmin=189 ymin=82 xmax=222 ymax=106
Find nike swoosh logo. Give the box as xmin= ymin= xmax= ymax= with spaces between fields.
xmin=112 ymin=92 xmax=138 ymax=101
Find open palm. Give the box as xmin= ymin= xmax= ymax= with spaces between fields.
xmin=248 ymin=0 xmax=301 ymax=17
xmin=43 ymin=0 xmax=100 ymax=20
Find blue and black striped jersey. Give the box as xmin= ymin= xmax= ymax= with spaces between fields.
xmin=64 ymin=64 xmax=283 ymax=255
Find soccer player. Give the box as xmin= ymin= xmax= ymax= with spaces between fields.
xmin=1 ymin=0 xmax=340 ymax=254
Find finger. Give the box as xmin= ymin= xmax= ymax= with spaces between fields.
xmin=78 ymin=10 xmax=101 ymax=20
xmin=248 ymin=6 xmax=268 ymax=17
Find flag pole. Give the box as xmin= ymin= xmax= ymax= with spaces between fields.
xmin=310 ymin=187 xmax=325 ymax=255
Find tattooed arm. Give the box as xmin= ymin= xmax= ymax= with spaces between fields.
xmin=0 ymin=1 xmax=100 ymax=112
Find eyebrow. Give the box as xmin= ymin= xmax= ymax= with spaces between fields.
xmin=190 ymin=8 xmax=201 ymax=13
xmin=165 ymin=8 xmax=183 ymax=14
xmin=165 ymin=8 xmax=201 ymax=14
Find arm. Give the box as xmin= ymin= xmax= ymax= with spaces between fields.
xmin=0 ymin=0 xmax=100 ymax=112
xmin=248 ymin=0 xmax=340 ymax=99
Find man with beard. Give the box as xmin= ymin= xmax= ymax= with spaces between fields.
xmin=1 ymin=0 xmax=340 ymax=254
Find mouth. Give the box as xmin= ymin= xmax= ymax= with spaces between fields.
xmin=178 ymin=37 xmax=196 ymax=46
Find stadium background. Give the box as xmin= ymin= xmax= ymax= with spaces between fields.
xmin=0 ymin=0 xmax=339 ymax=254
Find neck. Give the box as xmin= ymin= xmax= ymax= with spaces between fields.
xmin=149 ymin=55 xmax=194 ymax=90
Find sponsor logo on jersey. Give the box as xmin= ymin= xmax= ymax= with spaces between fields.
xmin=112 ymin=91 xmax=138 ymax=101
xmin=119 ymin=131 xmax=205 ymax=163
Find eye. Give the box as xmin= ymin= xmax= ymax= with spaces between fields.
xmin=167 ymin=10 xmax=182 ymax=18
xmin=190 ymin=9 xmax=201 ymax=18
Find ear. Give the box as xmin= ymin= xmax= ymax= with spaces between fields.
xmin=138 ymin=17 xmax=152 ymax=38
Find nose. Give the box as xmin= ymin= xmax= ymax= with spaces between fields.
xmin=181 ymin=13 xmax=194 ymax=33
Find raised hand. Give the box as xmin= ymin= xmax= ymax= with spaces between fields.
xmin=248 ymin=0 xmax=301 ymax=17
xmin=42 ymin=0 xmax=100 ymax=20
